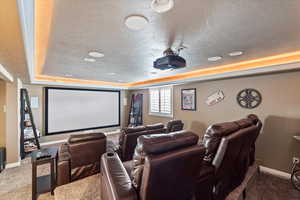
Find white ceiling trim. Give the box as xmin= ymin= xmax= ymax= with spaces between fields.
xmin=30 ymin=79 xmax=129 ymax=90
xmin=17 ymin=0 xmax=35 ymax=82
xmin=128 ymin=62 xmax=300 ymax=90
xmin=29 ymin=61 xmax=300 ymax=90
xmin=0 ymin=64 xmax=14 ymax=82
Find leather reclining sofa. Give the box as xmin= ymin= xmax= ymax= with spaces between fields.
xmin=101 ymin=114 xmax=262 ymax=200
xmin=57 ymin=132 xmax=106 ymax=186
xmin=197 ymin=114 xmax=262 ymax=199
xmin=111 ymin=120 xmax=184 ymax=161
xmin=57 ymin=120 xmax=184 ymax=186
xmin=101 ymin=130 xmax=206 ymax=200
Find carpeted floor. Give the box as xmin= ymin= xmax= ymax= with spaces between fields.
xmin=0 ymin=133 xmax=299 ymax=200
xmin=1 ymin=157 xmax=299 ymax=200
xmin=0 ymin=158 xmax=53 ymax=200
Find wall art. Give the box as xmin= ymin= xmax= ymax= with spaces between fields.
xmin=237 ymin=88 xmax=262 ymax=109
xmin=206 ymin=90 xmax=225 ymax=106
xmin=181 ymin=88 xmax=196 ymax=111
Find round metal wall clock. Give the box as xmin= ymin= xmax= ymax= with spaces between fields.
xmin=236 ymin=88 xmax=262 ymax=109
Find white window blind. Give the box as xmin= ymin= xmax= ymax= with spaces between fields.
xmin=149 ymin=86 xmax=173 ymax=117
xmin=150 ymin=89 xmax=160 ymax=113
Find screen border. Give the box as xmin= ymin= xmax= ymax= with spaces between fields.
xmin=45 ymin=87 xmax=121 ymax=135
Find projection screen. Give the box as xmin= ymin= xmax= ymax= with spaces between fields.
xmin=45 ymin=87 xmax=120 ymax=135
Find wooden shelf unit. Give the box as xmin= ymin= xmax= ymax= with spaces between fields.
xmin=20 ymin=88 xmax=40 ymax=158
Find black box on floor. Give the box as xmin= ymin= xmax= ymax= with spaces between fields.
xmin=0 ymin=147 xmax=6 ymax=172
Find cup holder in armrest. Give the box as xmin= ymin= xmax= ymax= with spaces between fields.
xmin=107 ymin=152 xmax=115 ymax=157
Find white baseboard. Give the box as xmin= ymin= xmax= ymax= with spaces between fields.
xmin=259 ymin=165 xmax=291 ymax=180
xmin=6 ymin=161 xmax=21 ymax=169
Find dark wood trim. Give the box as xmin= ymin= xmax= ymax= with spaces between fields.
xmin=45 ymin=87 xmax=121 ymax=135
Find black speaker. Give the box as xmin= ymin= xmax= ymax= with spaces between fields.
xmin=0 ymin=147 xmax=5 ymax=172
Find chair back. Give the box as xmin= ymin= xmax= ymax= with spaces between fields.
xmin=131 ymin=131 xmax=205 ymax=200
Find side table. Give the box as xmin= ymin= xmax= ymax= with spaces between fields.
xmin=31 ymin=146 xmax=58 ymax=200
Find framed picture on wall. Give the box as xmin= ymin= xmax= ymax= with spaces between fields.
xmin=181 ymin=88 xmax=197 ymax=111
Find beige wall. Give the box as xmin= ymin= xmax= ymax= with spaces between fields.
xmin=5 ymin=79 xmax=21 ymax=164
xmin=23 ymin=84 xmax=44 ymax=134
xmin=130 ymin=71 xmax=300 ymax=173
xmin=0 ymin=80 xmax=6 ymax=147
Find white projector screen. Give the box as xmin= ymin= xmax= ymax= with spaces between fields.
xmin=45 ymin=87 xmax=120 ymax=135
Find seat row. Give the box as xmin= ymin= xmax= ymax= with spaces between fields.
xmin=101 ymin=114 xmax=262 ymax=200
xmin=56 ymin=119 xmax=184 ymax=186
xmin=56 ymin=115 xmax=262 ymax=200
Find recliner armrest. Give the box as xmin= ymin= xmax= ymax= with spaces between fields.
xmin=101 ymin=152 xmax=137 ymax=200
xmin=57 ymin=144 xmax=71 ymax=186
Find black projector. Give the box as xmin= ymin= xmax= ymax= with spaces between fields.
xmin=154 ymin=55 xmax=186 ymax=70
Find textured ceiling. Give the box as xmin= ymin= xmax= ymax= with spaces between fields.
xmin=42 ymin=0 xmax=300 ymax=83
xmin=0 ymin=0 xmax=28 ymax=82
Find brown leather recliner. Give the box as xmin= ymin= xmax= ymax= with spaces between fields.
xmin=101 ymin=130 xmax=208 ymax=200
xmin=166 ymin=119 xmax=184 ymax=133
xmin=57 ymin=132 xmax=106 ymax=186
xmin=114 ymin=123 xmax=166 ymax=161
xmin=198 ymin=115 xmax=262 ymax=200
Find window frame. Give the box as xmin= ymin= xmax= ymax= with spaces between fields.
xmin=149 ymin=86 xmax=173 ymax=118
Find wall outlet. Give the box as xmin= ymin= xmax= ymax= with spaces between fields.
xmin=293 ymin=157 xmax=300 ymax=164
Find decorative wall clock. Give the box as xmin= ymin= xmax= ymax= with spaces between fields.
xmin=236 ymin=88 xmax=262 ymax=109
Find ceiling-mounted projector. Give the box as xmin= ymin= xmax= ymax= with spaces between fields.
xmin=153 ymin=48 xmax=186 ymax=70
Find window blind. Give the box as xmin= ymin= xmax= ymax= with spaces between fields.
xmin=149 ymin=86 xmax=172 ymax=116
xmin=150 ymin=88 xmax=160 ymax=113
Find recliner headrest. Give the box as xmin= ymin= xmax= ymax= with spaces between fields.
xmin=131 ymin=130 xmax=199 ymax=188
xmin=167 ymin=120 xmax=183 ymax=127
xmin=68 ymin=132 xmax=106 ymax=144
xmin=247 ymin=114 xmax=259 ymax=124
xmin=137 ymin=130 xmax=199 ymax=155
xmin=145 ymin=123 xmax=164 ymax=130
xmin=206 ymin=122 xmax=240 ymax=138
xmin=203 ymin=115 xmax=260 ymax=163
xmin=234 ymin=118 xmax=253 ymax=129
xmin=124 ymin=126 xmax=146 ymax=134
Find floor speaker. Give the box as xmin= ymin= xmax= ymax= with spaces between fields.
xmin=0 ymin=147 xmax=5 ymax=172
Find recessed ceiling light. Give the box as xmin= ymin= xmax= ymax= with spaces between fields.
xmin=88 ymin=51 xmax=104 ymax=58
xmin=208 ymin=56 xmax=223 ymax=62
xmin=108 ymin=72 xmax=116 ymax=75
xmin=125 ymin=15 xmax=149 ymax=31
xmin=229 ymin=51 xmax=243 ymax=57
xmin=64 ymin=74 xmax=73 ymax=77
xmin=151 ymin=0 xmax=174 ymax=13
xmin=84 ymin=57 xmax=96 ymax=62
